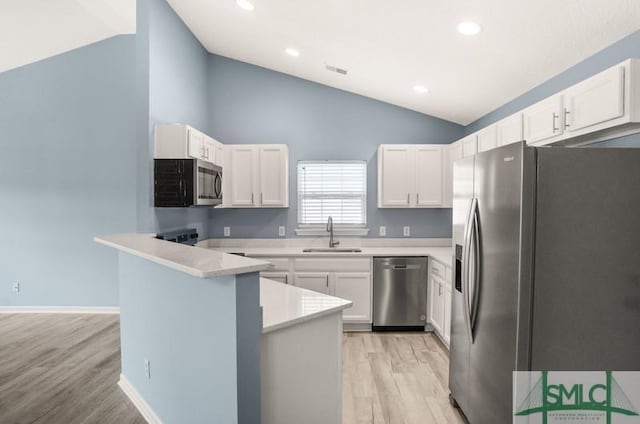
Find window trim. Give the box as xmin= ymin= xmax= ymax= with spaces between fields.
xmin=296 ymin=160 xmax=369 ymax=234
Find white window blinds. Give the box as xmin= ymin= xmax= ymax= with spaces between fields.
xmin=297 ymin=161 xmax=367 ymax=226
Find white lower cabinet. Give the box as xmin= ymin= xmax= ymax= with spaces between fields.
xmin=428 ymin=259 xmax=452 ymax=347
xmin=333 ymin=273 xmax=372 ymax=323
xmin=429 ymin=276 xmax=445 ymax=335
xmin=294 ymin=272 xmax=331 ymax=295
xmin=261 ymin=272 xmax=289 ymax=285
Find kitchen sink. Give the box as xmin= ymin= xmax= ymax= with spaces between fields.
xmin=302 ymin=248 xmax=363 ymax=253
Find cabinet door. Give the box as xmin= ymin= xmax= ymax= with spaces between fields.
xmin=187 ymin=128 xmax=204 ymax=159
xmin=334 ymin=273 xmax=371 ymax=323
xmin=261 ymin=272 xmax=289 ymax=285
xmin=294 ymin=273 xmax=331 ymax=295
xmin=443 ymin=286 xmax=452 ymax=346
xmin=259 ymin=146 xmax=288 ymax=207
xmin=229 ymin=146 xmax=257 ymax=206
xmin=565 ymin=65 xmax=625 ymax=133
xmin=414 ymin=145 xmax=443 ymax=207
xmin=379 ymin=146 xmax=413 ymax=207
xmin=211 ymin=139 xmax=224 ymax=167
xmin=523 ymin=95 xmax=563 ymax=144
xmin=462 ymin=135 xmax=477 ymax=157
xmin=497 ymin=114 xmax=523 ymax=146
xmin=429 ymin=277 xmax=444 ymax=334
xmin=477 ymin=126 xmax=498 ymax=153
xmin=443 ymin=142 xmax=462 ymax=208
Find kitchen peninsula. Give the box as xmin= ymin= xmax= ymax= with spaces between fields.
xmin=94 ymin=234 xmax=351 ymax=424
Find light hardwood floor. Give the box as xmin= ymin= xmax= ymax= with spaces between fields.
xmin=0 ymin=314 xmax=464 ymax=424
xmin=342 ymin=332 xmax=466 ymax=424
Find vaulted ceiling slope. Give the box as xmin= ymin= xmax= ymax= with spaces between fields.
xmin=0 ymin=0 xmax=135 ymax=73
xmin=167 ymin=0 xmax=640 ymax=124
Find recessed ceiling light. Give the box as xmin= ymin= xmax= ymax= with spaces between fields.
xmin=285 ymin=48 xmax=300 ymax=57
xmin=236 ymin=0 xmax=255 ymax=12
xmin=413 ymin=85 xmax=429 ymax=94
xmin=457 ymin=21 xmax=482 ymax=36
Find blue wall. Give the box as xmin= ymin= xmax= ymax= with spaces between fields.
xmin=138 ymin=0 xmax=212 ymax=236
xmin=0 ymin=36 xmax=137 ymax=306
xmin=465 ymin=30 xmax=640 ymax=149
xmin=206 ymin=54 xmax=464 ymax=238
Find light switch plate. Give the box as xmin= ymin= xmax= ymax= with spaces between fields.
xmin=278 ymin=226 xmax=285 ymax=237
xmin=223 ymin=227 xmax=230 ymax=237
xmin=403 ymin=226 xmax=411 ymax=237
xmin=379 ymin=226 xmax=386 ymax=237
xmin=12 ymin=282 xmax=20 ymax=293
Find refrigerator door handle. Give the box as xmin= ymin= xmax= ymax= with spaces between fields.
xmin=469 ymin=199 xmax=481 ymax=336
xmin=462 ymin=198 xmax=476 ymax=342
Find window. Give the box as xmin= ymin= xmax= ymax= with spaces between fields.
xmin=297 ymin=161 xmax=367 ymax=229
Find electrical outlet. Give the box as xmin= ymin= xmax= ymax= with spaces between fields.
xmin=223 ymin=227 xmax=230 ymax=237
xmin=144 ymin=359 xmax=151 ymax=379
xmin=278 ymin=226 xmax=285 ymax=237
xmin=379 ymin=226 xmax=386 ymax=237
xmin=12 ymin=282 xmax=20 ymax=293
xmin=403 ymin=226 xmax=411 ymax=237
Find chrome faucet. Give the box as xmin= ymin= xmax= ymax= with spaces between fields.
xmin=326 ymin=216 xmax=340 ymax=248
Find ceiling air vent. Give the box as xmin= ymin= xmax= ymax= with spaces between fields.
xmin=325 ymin=64 xmax=348 ymax=75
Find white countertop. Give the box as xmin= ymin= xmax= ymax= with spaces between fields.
xmin=260 ymin=278 xmax=352 ymax=334
xmin=205 ymin=246 xmax=453 ymax=267
xmin=94 ymin=234 xmax=272 ymax=278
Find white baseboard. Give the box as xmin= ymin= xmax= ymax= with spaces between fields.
xmin=119 ymin=374 xmax=162 ymax=424
xmin=0 ymin=306 xmax=120 ymax=314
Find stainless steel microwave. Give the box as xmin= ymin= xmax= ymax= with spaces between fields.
xmin=154 ymin=159 xmax=222 ymax=207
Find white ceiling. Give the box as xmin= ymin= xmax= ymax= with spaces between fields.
xmin=0 ymin=0 xmax=135 ymax=73
xmin=167 ymin=0 xmax=640 ymax=125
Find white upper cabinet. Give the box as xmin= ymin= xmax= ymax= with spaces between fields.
xmin=476 ymin=126 xmax=498 ymax=153
xmin=564 ymin=65 xmax=625 ymax=133
xmin=443 ymin=141 xmax=463 ymax=208
xmin=259 ymin=146 xmax=289 ymax=207
xmin=154 ymin=124 xmax=224 ymax=167
xmin=378 ymin=146 xmax=413 ymax=207
xmin=523 ymin=95 xmax=564 ymax=144
xmin=415 ymin=145 xmax=444 ymax=207
xmin=225 ymin=144 xmax=289 ymax=208
xmin=378 ymin=144 xmax=446 ymax=208
xmin=228 ymin=146 xmax=257 ymax=207
xmin=461 ymin=135 xmax=478 ymax=157
xmin=496 ymin=113 xmax=523 ymax=146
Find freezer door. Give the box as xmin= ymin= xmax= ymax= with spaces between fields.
xmin=448 ymin=155 xmax=474 ymax=415
xmin=530 ymin=147 xmax=640 ymax=370
xmin=468 ymin=142 xmax=526 ymax=424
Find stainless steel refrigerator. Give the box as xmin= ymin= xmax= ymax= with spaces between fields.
xmin=449 ymin=141 xmax=640 ymax=424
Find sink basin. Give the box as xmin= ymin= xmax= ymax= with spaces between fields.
xmin=302 ymin=248 xmax=363 ymax=253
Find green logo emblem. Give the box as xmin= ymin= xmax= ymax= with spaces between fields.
xmin=515 ymin=371 xmax=638 ymax=424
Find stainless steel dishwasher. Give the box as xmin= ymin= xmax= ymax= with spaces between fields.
xmin=373 ymin=257 xmax=428 ymax=330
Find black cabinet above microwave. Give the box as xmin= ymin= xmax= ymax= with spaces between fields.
xmin=154 ymin=159 xmax=222 ymax=207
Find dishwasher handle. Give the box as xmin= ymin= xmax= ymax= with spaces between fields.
xmin=389 ymin=264 xmax=422 ymax=270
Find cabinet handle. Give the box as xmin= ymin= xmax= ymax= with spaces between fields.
xmin=325 ymin=275 xmax=329 ymax=287
xmin=416 ymin=193 xmax=419 ymax=205
xmin=407 ymin=193 xmax=410 ymax=204
xmin=552 ymin=113 xmax=559 ymax=132
xmin=260 ymin=193 xmax=263 ymax=205
xmin=251 ymin=193 xmax=254 ymax=205
xmin=564 ymin=109 xmax=571 ymax=128
xmin=439 ymin=284 xmax=443 ymax=296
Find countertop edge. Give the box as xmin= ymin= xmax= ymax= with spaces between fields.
xmin=95 ymin=235 xmax=272 ymax=278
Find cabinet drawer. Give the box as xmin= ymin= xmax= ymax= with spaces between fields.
xmin=294 ymin=257 xmax=370 ymax=272
xmin=255 ymin=257 xmax=289 ymax=272
xmin=430 ymin=260 xmax=446 ymax=279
